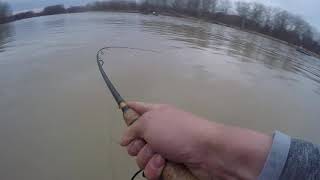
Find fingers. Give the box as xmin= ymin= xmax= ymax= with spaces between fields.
xmin=144 ymin=154 xmax=165 ymax=180
xmin=127 ymin=139 xmax=146 ymax=156
xmin=127 ymin=101 xmax=160 ymax=114
xmin=135 ymin=144 xmax=165 ymax=180
xmin=136 ymin=144 xmax=155 ymax=169
xmin=126 ymin=140 xmax=165 ymax=180
xmin=120 ymin=121 xmax=142 ymax=146
xmin=122 ymin=101 xmax=165 ymax=146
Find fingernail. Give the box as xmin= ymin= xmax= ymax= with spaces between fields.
xmin=153 ymin=155 xmax=165 ymax=168
xmin=132 ymin=140 xmax=141 ymax=151
xmin=120 ymin=137 xmax=128 ymax=146
xmin=145 ymin=145 xmax=153 ymax=156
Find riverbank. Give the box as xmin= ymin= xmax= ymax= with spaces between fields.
xmin=157 ymin=11 xmax=320 ymax=59
xmin=2 ymin=9 xmax=320 ymax=59
xmin=213 ymin=21 xmax=320 ymax=59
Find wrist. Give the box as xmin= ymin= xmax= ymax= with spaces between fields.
xmin=200 ymin=124 xmax=273 ymax=179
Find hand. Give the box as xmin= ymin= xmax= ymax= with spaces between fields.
xmin=121 ymin=102 xmax=272 ymax=180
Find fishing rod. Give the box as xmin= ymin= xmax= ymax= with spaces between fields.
xmin=96 ymin=46 xmax=198 ymax=180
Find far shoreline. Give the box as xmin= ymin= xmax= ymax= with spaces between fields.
xmin=5 ymin=10 xmax=319 ymax=59
xmin=1 ymin=1 xmax=320 ymax=57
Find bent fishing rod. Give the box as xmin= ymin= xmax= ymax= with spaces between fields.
xmin=96 ymin=47 xmax=198 ymax=180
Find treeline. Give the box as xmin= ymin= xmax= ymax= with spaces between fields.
xmin=0 ymin=1 xmax=10 ymax=23
xmin=0 ymin=2 xmax=139 ymax=23
xmin=141 ymin=0 xmax=320 ymax=54
xmin=0 ymin=0 xmax=320 ymax=55
xmin=0 ymin=4 xmax=64 ymax=22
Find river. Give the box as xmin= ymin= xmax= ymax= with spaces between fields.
xmin=0 ymin=12 xmax=320 ymax=180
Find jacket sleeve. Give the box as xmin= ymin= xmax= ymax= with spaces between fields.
xmin=279 ymin=138 xmax=320 ymax=180
xmin=259 ymin=131 xmax=320 ymax=180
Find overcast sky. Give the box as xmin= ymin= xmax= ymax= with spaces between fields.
xmin=7 ymin=0 xmax=320 ymax=30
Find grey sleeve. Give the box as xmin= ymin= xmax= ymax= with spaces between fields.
xmin=279 ymin=138 xmax=320 ymax=180
xmin=259 ymin=131 xmax=320 ymax=180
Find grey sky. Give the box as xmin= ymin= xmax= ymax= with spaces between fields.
xmin=7 ymin=0 xmax=320 ymax=30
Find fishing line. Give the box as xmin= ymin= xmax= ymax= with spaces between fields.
xmin=131 ymin=169 xmax=145 ymax=180
xmin=96 ymin=46 xmax=159 ymax=180
xmin=96 ymin=46 xmax=159 ymax=105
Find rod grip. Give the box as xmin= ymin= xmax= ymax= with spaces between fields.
xmin=123 ymin=108 xmax=199 ymax=180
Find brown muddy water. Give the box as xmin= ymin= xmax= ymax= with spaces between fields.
xmin=0 ymin=12 xmax=320 ymax=180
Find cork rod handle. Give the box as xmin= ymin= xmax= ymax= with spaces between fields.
xmin=123 ymin=108 xmax=199 ymax=180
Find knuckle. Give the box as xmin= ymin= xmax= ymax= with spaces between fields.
xmin=144 ymin=163 xmax=160 ymax=180
xmin=127 ymin=146 xmax=135 ymax=156
xmin=127 ymin=141 xmax=139 ymax=156
xmin=144 ymin=168 xmax=154 ymax=179
xmin=136 ymin=151 xmax=145 ymax=168
xmin=159 ymin=104 xmax=169 ymax=109
xmin=136 ymin=144 xmax=154 ymax=169
xmin=158 ymin=104 xmax=172 ymax=111
xmin=121 ymin=131 xmax=132 ymax=146
xmin=126 ymin=127 xmax=135 ymax=139
xmin=139 ymin=111 xmax=153 ymax=124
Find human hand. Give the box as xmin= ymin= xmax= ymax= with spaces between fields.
xmin=121 ymin=102 xmax=272 ymax=180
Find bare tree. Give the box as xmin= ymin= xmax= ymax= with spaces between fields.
xmin=217 ymin=0 xmax=231 ymax=14
xmin=290 ymin=15 xmax=311 ymax=39
xmin=160 ymin=0 xmax=168 ymax=8
xmin=235 ymin=1 xmax=250 ymax=19
xmin=261 ymin=6 xmax=274 ymax=30
xmin=201 ymin=0 xmax=210 ymax=13
xmin=187 ymin=0 xmax=200 ymax=12
xmin=201 ymin=0 xmax=217 ymax=13
xmin=248 ymin=2 xmax=266 ymax=27
xmin=210 ymin=0 xmax=218 ymax=13
xmin=235 ymin=1 xmax=251 ymax=28
xmin=172 ymin=0 xmax=188 ymax=11
xmin=272 ymin=9 xmax=290 ymax=32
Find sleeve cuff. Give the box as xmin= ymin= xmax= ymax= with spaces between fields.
xmin=258 ymin=131 xmax=291 ymax=180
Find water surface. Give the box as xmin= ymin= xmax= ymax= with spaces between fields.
xmin=1 ymin=12 xmax=320 ymax=180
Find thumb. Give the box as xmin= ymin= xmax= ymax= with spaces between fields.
xmin=120 ymin=121 xmax=143 ymax=146
xmin=127 ymin=101 xmax=160 ymax=115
